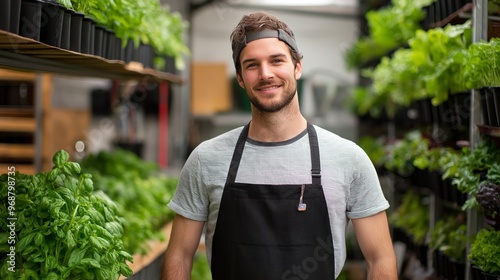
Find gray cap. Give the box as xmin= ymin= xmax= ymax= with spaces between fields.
xmin=232 ymin=29 xmax=299 ymax=67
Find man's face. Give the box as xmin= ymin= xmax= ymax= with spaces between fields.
xmin=236 ymin=38 xmax=302 ymax=113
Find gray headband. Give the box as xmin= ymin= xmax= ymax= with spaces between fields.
xmin=232 ymin=29 xmax=299 ymax=67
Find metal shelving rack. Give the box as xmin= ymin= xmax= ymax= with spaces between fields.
xmin=0 ymin=29 xmax=183 ymax=172
xmin=465 ymin=1 xmax=489 ymax=279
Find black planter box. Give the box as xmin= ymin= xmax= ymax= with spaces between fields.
xmin=69 ymin=10 xmax=84 ymax=52
xmin=0 ymin=0 xmax=11 ymax=31
xmin=10 ymin=0 xmax=22 ymax=34
xmin=40 ymin=0 xmax=64 ymax=47
xmin=19 ymin=0 xmax=44 ymax=41
xmin=480 ymin=87 xmax=500 ymax=127
xmin=60 ymin=8 xmax=71 ymax=49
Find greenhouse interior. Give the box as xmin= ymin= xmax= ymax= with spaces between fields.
xmin=1 ymin=0 xmax=500 ymax=279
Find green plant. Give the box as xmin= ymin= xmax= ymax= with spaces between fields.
xmin=469 ymin=228 xmax=500 ymax=275
xmin=389 ymin=191 xmax=430 ymax=244
xmin=344 ymin=0 xmax=436 ymax=69
xmin=63 ymin=0 xmax=189 ymax=70
xmin=0 ymin=150 xmax=133 ymax=279
xmin=347 ymin=85 xmax=388 ymax=118
xmin=441 ymin=140 xmax=500 ymax=211
xmin=384 ymin=130 xmax=430 ymax=176
xmin=429 ymin=215 xmax=469 ymax=261
xmin=79 ymin=149 xmax=178 ymax=255
xmin=462 ymin=38 xmax=500 ymax=89
xmin=55 ymin=0 xmax=72 ymax=9
xmin=476 ymin=163 xmax=500 ymax=218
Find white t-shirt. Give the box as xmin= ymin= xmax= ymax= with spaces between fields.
xmin=168 ymin=125 xmax=389 ymax=278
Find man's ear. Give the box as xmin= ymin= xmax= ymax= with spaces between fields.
xmin=236 ymin=72 xmax=245 ymax=88
xmin=295 ymin=60 xmax=303 ymax=80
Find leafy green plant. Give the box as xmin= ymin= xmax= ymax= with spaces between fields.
xmin=384 ymin=130 xmax=431 ymax=176
xmin=0 ymin=150 xmax=132 ymax=279
xmin=441 ymin=140 xmax=500 ymax=211
xmin=79 ymin=149 xmax=178 ymax=255
xmin=429 ymin=215 xmax=469 ymax=261
xmin=62 ymin=0 xmax=189 ymax=70
xmin=56 ymin=0 xmax=72 ymax=9
xmin=462 ymin=38 xmax=500 ymax=89
xmin=389 ymin=190 xmax=430 ymax=244
xmin=469 ymin=228 xmax=500 ymax=275
xmin=345 ymin=0 xmax=436 ymax=69
xmin=476 ymin=163 xmax=500 ymax=218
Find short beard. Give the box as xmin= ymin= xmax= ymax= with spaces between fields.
xmin=247 ymin=85 xmax=297 ymax=113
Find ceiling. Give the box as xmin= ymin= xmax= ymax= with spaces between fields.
xmin=189 ymin=0 xmax=360 ymax=18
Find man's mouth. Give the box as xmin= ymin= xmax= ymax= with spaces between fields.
xmin=257 ymin=85 xmax=281 ymax=91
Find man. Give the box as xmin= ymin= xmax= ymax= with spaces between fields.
xmin=162 ymin=11 xmax=397 ymax=280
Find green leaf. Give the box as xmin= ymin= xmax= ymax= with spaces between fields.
xmin=68 ymin=247 xmax=87 ymax=266
xmin=80 ymin=258 xmax=101 ymax=268
xmin=44 ymin=272 xmax=59 ymax=280
xmin=66 ymin=230 xmax=76 ymax=248
xmin=18 ymin=232 xmax=36 ymax=251
xmin=34 ymin=232 xmax=44 ymax=246
xmin=53 ymin=150 xmax=70 ymax=168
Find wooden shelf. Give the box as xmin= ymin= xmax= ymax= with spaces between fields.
xmin=0 ymin=163 xmax=35 ymax=175
xmin=0 ymin=143 xmax=35 ymax=158
xmin=0 ymin=117 xmax=36 ymax=132
xmin=0 ymin=69 xmax=36 ymax=81
xmin=478 ymin=124 xmax=500 ymax=138
xmin=119 ymin=222 xmax=172 ymax=280
xmin=0 ymin=108 xmax=34 ymax=118
xmin=0 ymin=30 xmax=182 ymax=84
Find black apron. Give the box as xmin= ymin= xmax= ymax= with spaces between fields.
xmin=211 ymin=123 xmax=335 ymax=280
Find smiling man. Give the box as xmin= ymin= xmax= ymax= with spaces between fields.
xmin=162 ymin=11 xmax=397 ymax=280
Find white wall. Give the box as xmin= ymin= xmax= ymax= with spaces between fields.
xmin=190 ymin=4 xmax=361 ymax=141
xmin=191 ymin=4 xmax=359 ymax=82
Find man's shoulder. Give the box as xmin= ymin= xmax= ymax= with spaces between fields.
xmin=197 ymin=126 xmax=244 ymax=151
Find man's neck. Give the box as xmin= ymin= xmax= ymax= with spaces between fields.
xmin=248 ymin=112 xmax=307 ymax=142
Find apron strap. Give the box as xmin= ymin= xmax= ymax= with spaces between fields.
xmin=226 ymin=123 xmax=250 ymax=185
xmin=226 ymin=122 xmax=321 ymax=185
xmin=307 ymin=123 xmax=321 ymax=185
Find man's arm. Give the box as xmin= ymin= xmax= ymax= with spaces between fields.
xmin=162 ymin=214 xmax=206 ymax=280
xmin=352 ymin=211 xmax=398 ymax=280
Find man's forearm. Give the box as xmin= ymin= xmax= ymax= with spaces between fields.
xmin=161 ymin=253 xmax=193 ymax=280
xmin=366 ymin=257 xmax=398 ymax=280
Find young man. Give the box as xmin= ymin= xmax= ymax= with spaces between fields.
xmin=162 ymin=11 xmax=397 ymax=280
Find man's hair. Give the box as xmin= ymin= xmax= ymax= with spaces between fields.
xmin=230 ymin=11 xmax=303 ymax=74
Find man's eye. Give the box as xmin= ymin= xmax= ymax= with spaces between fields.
xmin=246 ymin=63 xmax=257 ymax=68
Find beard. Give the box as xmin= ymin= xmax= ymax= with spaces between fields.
xmin=246 ymin=81 xmax=298 ymax=113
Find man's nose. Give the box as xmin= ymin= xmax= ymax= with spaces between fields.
xmin=259 ymin=63 xmax=274 ymax=80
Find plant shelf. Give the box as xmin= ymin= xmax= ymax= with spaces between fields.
xmin=0 ymin=143 xmax=35 ymax=158
xmin=478 ymin=125 xmax=500 ymax=146
xmin=0 ymin=30 xmax=182 ymax=84
xmin=119 ymin=222 xmax=173 ymax=279
xmin=0 ymin=116 xmax=36 ymax=132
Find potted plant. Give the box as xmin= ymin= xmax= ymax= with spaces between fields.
xmin=469 ymin=228 xmax=500 ymax=279
xmin=389 ymin=190 xmax=430 ymax=256
xmin=352 ymin=20 xmax=472 ymax=122
xmin=476 ymin=163 xmax=500 ymax=230
xmin=429 ymin=215 xmax=469 ymax=279
xmin=462 ymin=38 xmax=500 ymax=127
xmin=0 ymin=150 xmax=133 ymax=279
xmin=441 ymin=139 xmax=500 ymax=211
xmin=344 ymin=0 xmax=436 ymax=69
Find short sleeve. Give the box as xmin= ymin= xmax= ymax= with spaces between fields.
xmin=346 ymin=145 xmax=389 ymax=219
xmin=167 ymin=148 xmax=209 ymax=221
